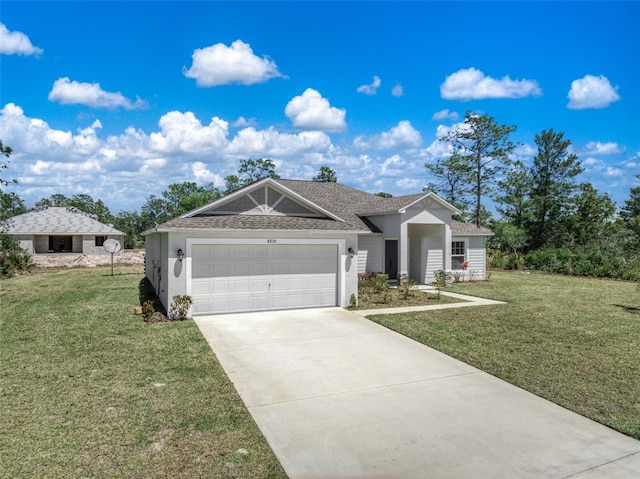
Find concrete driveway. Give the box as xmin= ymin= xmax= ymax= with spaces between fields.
xmin=195 ymin=307 xmax=640 ymax=478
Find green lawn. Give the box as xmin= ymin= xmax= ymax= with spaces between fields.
xmin=368 ymin=271 xmax=640 ymax=439
xmin=0 ymin=266 xmax=286 ymax=479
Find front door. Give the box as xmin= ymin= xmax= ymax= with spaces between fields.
xmin=385 ymin=240 xmax=398 ymax=280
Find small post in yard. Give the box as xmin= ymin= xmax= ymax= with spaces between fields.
xmin=102 ymin=239 xmax=122 ymax=276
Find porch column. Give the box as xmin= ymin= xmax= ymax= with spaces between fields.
xmin=444 ymin=223 xmax=452 ymax=271
xmin=399 ymin=221 xmax=409 ymax=277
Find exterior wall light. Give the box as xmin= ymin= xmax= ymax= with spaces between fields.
xmin=347 ymin=247 xmax=355 ymax=256
xmin=177 ymin=248 xmax=185 ymax=262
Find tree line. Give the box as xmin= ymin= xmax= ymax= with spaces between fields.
xmin=2 ymin=123 xmax=639 ymax=281
xmin=427 ymin=111 xmax=639 ymax=280
xmin=0 ymin=156 xmax=342 ymax=254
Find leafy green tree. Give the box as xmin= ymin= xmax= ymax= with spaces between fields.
xmin=1 ymin=140 xmax=15 ymax=187
xmin=37 ymin=194 xmax=113 ymax=224
xmin=620 ymin=175 xmax=640 ymax=238
xmin=425 ymin=154 xmax=472 ymax=219
xmin=495 ymin=160 xmax=531 ymax=228
xmin=36 ymin=193 xmax=68 ymax=207
xmin=224 ymin=158 xmax=280 ymax=193
xmin=313 ymin=166 xmax=337 ymax=183
xmin=161 ymin=182 xmax=221 ymax=216
xmin=526 ymin=129 xmax=583 ymax=249
xmin=223 ymin=175 xmax=241 ymax=195
xmin=569 ymin=183 xmax=616 ymax=250
xmin=376 ymin=192 xmax=393 ymax=198
xmin=439 ymin=112 xmax=517 ymax=227
xmin=112 ymin=210 xmax=147 ymax=249
xmin=238 ymin=158 xmax=279 ymax=183
xmin=142 ymin=182 xmax=221 ymax=225
xmin=0 ymin=142 xmax=33 ymax=278
xmin=0 ymin=191 xmax=27 ymax=221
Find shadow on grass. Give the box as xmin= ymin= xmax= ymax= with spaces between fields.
xmin=139 ymin=277 xmax=166 ymax=315
xmin=613 ymin=304 xmax=640 ymax=313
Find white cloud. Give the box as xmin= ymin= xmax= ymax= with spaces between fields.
xmin=357 ymin=76 xmax=382 ymax=95
xmin=231 ymin=116 xmax=257 ymax=128
xmin=431 ymin=109 xmax=459 ymax=121
xmin=191 ymin=162 xmax=225 ymax=187
xmin=183 ymin=40 xmax=284 ymax=87
xmin=567 ymin=75 xmax=620 ymax=109
xmin=0 ymin=23 xmax=42 ymax=55
xmin=583 ymin=141 xmax=623 ymax=155
xmin=0 ymin=102 xmax=445 ymax=211
xmin=228 ymin=127 xmax=331 ymax=157
xmin=391 ymin=84 xmax=404 ymax=97
xmin=582 ymin=157 xmax=600 ymax=167
xmin=285 ymin=88 xmax=346 ymax=132
xmin=354 ymin=121 xmax=422 ymax=150
xmin=149 ymin=111 xmax=230 ymax=154
xmin=440 ymin=67 xmax=542 ymax=100
xmin=48 ymin=77 xmax=147 ymax=110
xmin=0 ymin=103 xmax=102 ymax=160
xmin=396 ymin=177 xmax=422 ymax=190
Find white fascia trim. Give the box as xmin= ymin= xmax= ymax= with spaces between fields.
xmin=181 ymin=178 xmax=346 ymax=223
xmin=400 ymin=192 xmax=461 ymax=214
xmin=180 ymin=177 xmax=272 ymax=218
xmin=266 ymin=180 xmax=345 ymax=223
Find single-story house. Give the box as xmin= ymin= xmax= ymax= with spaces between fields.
xmin=3 ymin=206 xmax=124 ymax=255
xmin=144 ymin=178 xmax=492 ymax=316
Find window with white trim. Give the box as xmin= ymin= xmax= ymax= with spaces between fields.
xmin=451 ymin=240 xmax=466 ymax=269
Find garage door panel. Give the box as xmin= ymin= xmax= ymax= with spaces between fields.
xmin=250 ymin=278 xmax=270 ymax=293
xmin=251 ymin=262 xmax=269 ymax=275
xmin=192 ymin=264 xmax=212 ymax=279
xmin=192 ymin=281 xmax=211 ymax=295
xmin=190 ymin=244 xmax=338 ymax=315
xmin=211 ymin=279 xmax=230 ymax=293
xmin=232 ymin=278 xmax=251 ymax=293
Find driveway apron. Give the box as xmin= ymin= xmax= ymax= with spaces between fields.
xmin=195 ymin=307 xmax=640 ymax=478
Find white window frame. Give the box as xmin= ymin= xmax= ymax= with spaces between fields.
xmin=451 ymin=240 xmax=466 ymax=270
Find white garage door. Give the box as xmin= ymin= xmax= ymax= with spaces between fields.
xmin=191 ymin=244 xmax=338 ymax=315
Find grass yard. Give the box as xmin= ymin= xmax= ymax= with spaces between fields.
xmin=0 ymin=266 xmax=286 ymax=479
xmin=368 ymin=271 xmax=640 ymax=440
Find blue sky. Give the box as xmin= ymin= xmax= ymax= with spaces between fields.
xmin=1 ymin=1 xmax=638 ymax=213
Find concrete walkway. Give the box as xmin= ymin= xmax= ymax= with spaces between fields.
xmin=354 ymin=288 xmax=506 ymax=316
xmin=195 ymin=308 xmax=640 ymax=478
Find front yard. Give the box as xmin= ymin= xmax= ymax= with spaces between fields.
xmin=368 ymin=271 xmax=640 ymax=440
xmin=0 ymin=266 xmax=286 ymax=479
xmin=2 ymin=267 xmax=638 ymax=478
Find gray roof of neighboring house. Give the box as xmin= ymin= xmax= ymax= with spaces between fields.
xmin=451 ymin=220 xmax=493 ymax=236
xmin=3 ymin=206 xmax=124 ymax=235
xmin=151 ymin=179 xmax=492 ymax=235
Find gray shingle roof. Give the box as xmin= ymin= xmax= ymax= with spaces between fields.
xmin=158 ymin=213 xmax=366 ymax=232
xmin=4 ymin=207 xmax=124 ymax=235
xmin=151 ymin=179 xmax=491 ymax=235
xmin=451 ymin=220 xmax=493 ymax=236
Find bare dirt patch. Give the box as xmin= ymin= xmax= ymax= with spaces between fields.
xmin=32 ymin=250 xmax=145 ymax=268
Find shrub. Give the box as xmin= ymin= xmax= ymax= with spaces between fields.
xmin=349 ymin=293 xmax=357 ymax=308
xmin=0 ymin=233 xmax=33 ymax=278
xmin=169 ymin=294 xmax=193 ymax=321
xmin=399 ymin=276 xmax=417 ymax=299
xmin=432 ymin=269 xmax=445 ymax=289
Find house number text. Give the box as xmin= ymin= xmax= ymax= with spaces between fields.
xmin=267 ymin=239 xmax=277 ymax=244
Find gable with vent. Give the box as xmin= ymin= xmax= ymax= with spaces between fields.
xmin=192 ymin=185 xmax=330 ymax=219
